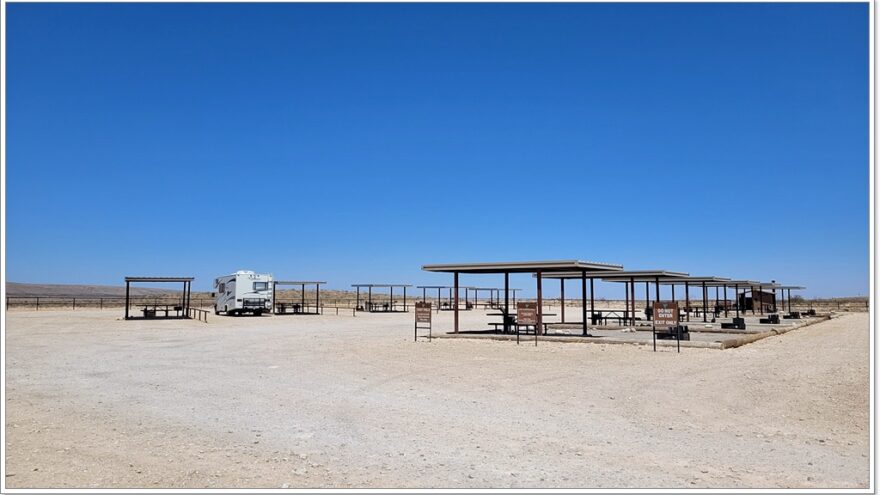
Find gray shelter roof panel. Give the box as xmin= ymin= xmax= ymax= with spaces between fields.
xmin=274 ymin=281 xmax=327 ymax=285
xmin=421 ymin=259 xmax=623 ymax=274
xmin=351 ymin=284 xmax=413 ymax=288
xmin=657 ymin=276 xmax=732 ymax=286
xmin=125 ymin=277 xmax=194 ymax=282
xmin=540 ymin=270 xmax=687 ymax=281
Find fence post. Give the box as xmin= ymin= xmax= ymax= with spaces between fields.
xmin=100 ymin=298 xmax=103 ymax=310
xmin=73 ymin=298 xmax=76 ymax=311
xmin=36 ymin=297 xmax=39 ymax=311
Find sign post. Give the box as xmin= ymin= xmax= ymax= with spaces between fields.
xmin=414 ymin=301 xmax=432 ymax=342
xmin=517 ymin=302 xmax=538 ymax=346
xmin=652 ymin=301 xmax=681 ymax=352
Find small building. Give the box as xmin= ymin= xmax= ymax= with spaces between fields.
xmin=738 ymin=290 xmax=776 ymax=312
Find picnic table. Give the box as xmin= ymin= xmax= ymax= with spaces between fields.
xmin=141 ymin=304 xmax=183 ymax=318
xmin=487 ymin=312 xmax=557 ymax=334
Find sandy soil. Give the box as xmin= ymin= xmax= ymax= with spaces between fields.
xmin=3 ymin=309 xmax=870 ymax=489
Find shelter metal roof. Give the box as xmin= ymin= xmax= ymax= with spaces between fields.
xmin=351 ymin=284 xmax=413 ymax=288
xmin=274 ymin=281 xmax=326 ymax=285
xmin=416 ymin=285 xmax=474 ymax=289
xmin=656 ymin=276 xmax=732 ymax=286
xmin=125 ymin=276 xmax=194 ymax=282
xmin=540 ymin=270 xmax=687 ymax=282
xmin=421 ymin=259 xmax=623 ymax=274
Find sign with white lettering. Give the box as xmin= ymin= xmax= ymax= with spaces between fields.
xmin=653 ymin=301 xmax=679 ymax=326
xmin=517 ymin=302 xmax=538 ymax=326
xmin=415 ymin=302 xmax=432 ymax=323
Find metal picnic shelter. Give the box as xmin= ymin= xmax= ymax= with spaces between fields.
xmin=421 ymin=260 xmax=624 ymax=335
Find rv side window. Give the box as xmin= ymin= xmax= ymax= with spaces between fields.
xmin=253 ymin=282 xmax=269 ymax=291
xmin=218 ymin=283 xmax=225 ymax=292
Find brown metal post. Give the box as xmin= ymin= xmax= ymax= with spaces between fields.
xmin=788 ymin=288 xmax=792 ymax=313
xmin=645 ymin=282 xmax=650 ymax=321
xmin=272 ymin=282 xmax=277 ymax=314
xmin=590 ymin=278 xmax=595 ymax=324
xmin=624 ymin=279 xmax=630 ymax=327
xmin=581 ymin=270 xmax=587 ymax=336
xmin=685 ymin=281 xmax=690 ymax=322
xmin=317 ymin=284 xmax=321 ymax=314
xmin=759 ymin=287 xmax=764 ymax=315
xmin=536 ymin=270 xmax=543 ymax=335
xmin=453 ymin=272 xmax=459 ymax=333
xmin=504 ymin=273 xmax=510 ymax=333
xmin=702 ymin=281 xmax=707 ymax=323
xmin=560 ymin=279 xmax=565 ymax=323
xmin=403 ymin=286 xmax=407 ymax=312
xmin=779 ymin=288 xmax=783 ymax=314
xmin=626 ymin=279 xmax=636 ymax=326
xmin=724 ymin=284 xmax=728 ymax=317
xmin=751 ymin=286 xmax=756 ymax=314
xmin=735 ymin=284 xmax=740 ymax=317
xmin=654 ymin=277 xmax=660 ymax=305
xmin=124 ymin=281 xmax=130 ymax=319
xmin=356 ymin=286 xmax=360 ymax=311
xmin=368 ymin=286 xmax=372 ymax=312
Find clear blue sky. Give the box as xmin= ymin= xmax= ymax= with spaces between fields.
xmin=6 ymin=3 xmax=869 ymax=298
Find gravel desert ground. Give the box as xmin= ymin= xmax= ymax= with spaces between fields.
xmin=4 ymin=309 xmax=870 ymax=489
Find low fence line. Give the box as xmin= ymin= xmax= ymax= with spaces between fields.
xmin=187 ymin=307 xmax=209 ymax=323
xmin=4 ymin=295 xmax=869 ymax=313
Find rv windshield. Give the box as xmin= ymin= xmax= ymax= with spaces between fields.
xmin=253 ymin=282 xmax=269 ymax=292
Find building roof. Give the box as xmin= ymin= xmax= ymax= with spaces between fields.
xmin=125 ymin=276 xmax=194 ymax=282
xmin=422 ymin=259 xmax=623 ymax=274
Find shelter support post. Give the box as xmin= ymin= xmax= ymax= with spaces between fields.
xmin=702 ymin=281 xmax=707 ymax=323
xmin=685 ymin=281 xmax=690 ymax=322
xmin=125 ymin=280 xmax=130 ymax=320
xmin=590 ymin=278 xmax=595 ymax=323
xmin=453 ymin=272 xmax=459 ymax=333
xmin=735 ymin=285 xmax=740 ymax=317
xmin=536 ymin=270 xmax=543 ymax=335
xmin=504 ymin=272 xmax=510 ymax=333
xmin=724 ymin=285 xmax=728 ymax=317
xmin=560 ymin=279 xmax=565 ymax=323
xmin=581 ymin=270 xmax=587 ymax=336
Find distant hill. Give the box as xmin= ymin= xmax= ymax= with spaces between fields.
xmin=6 ymin=282 xmax=181 ymax=297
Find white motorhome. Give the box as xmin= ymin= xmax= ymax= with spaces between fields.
xmin=213 ymin=270 xmax=273 ymax=316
